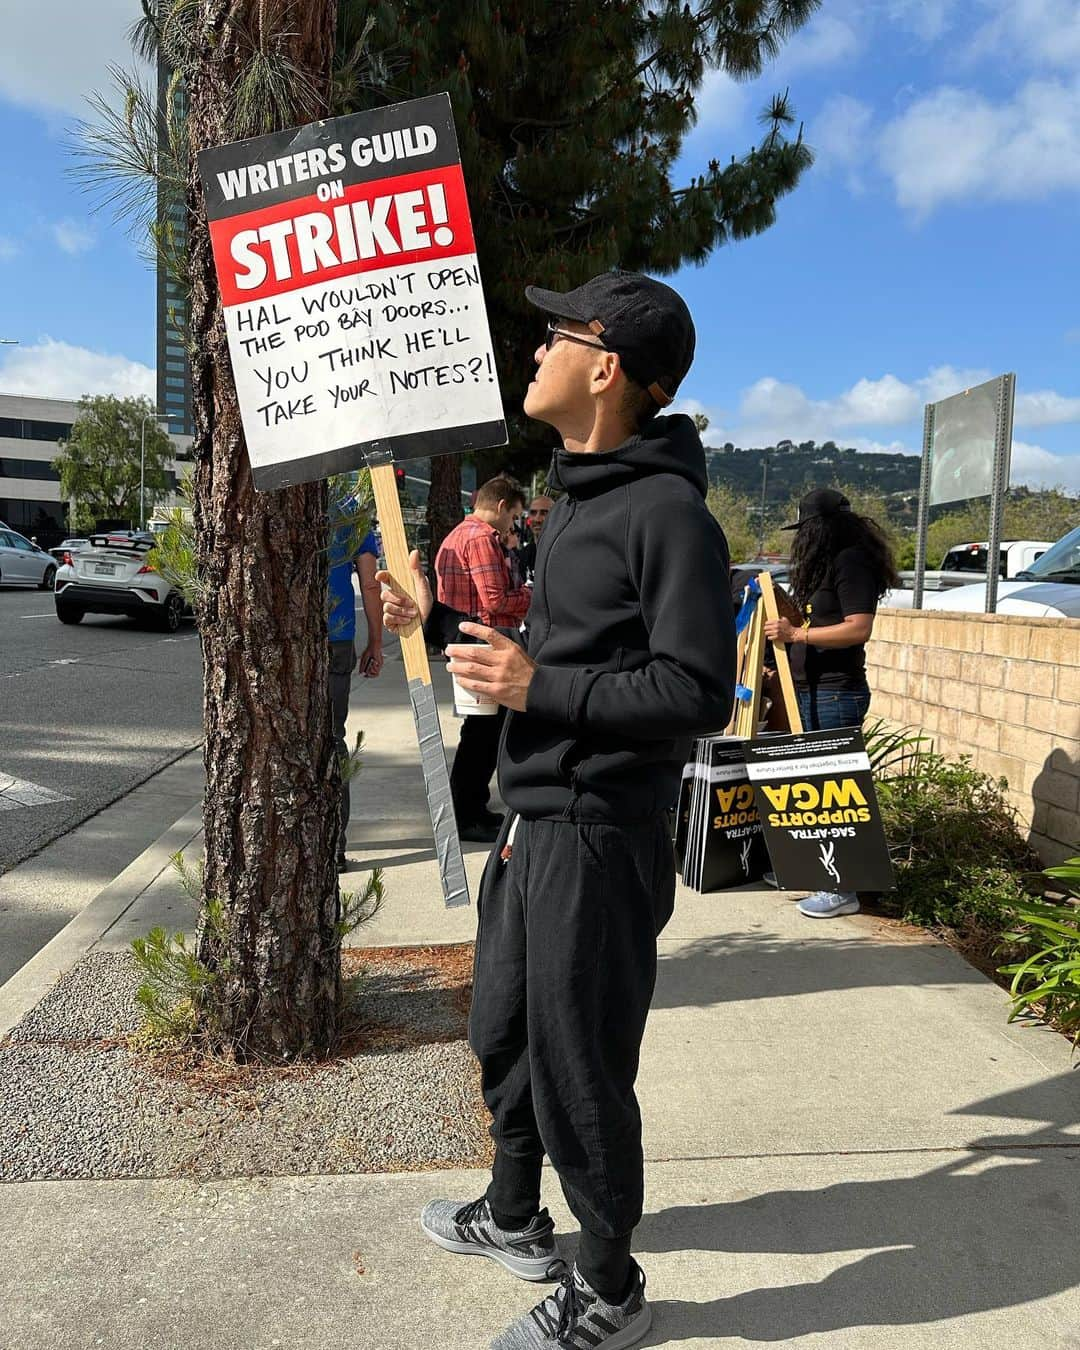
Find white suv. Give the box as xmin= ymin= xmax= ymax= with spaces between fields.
xmin=53 ymin=532 xmax=190 ymax=630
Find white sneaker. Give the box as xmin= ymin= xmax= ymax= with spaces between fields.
xmin=798 ymin=891 xmax=860 ymax=918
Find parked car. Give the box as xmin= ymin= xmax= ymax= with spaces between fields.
xmin=0 ymin=528 xmax=57 ymax=589
xmin=894 ymin=539 xmax=1052 ymax=597
xmin=941 ymin=538 xmax=1050 ymax=577
xmin=731 ymin=561 xmax=791 ymax=585
xmin=53 ymin=531 xmax=190 ymax=629
xmin=49 ymin=537 xmax=89 ymax=563
xmin=883 ymin=525 xmax=1080 ymax=618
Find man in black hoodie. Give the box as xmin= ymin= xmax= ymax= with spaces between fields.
xmin=380 ymin=272 xmax=734 ymax=1350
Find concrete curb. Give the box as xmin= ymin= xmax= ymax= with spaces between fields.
xmin=0 ymin=802 xmax=204 ymax=1040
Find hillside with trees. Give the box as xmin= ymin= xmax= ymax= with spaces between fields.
xmin=705 ymin=439 xmax=921 ymax=509
xmin=704 ymin=436 xmax=1080 ymax=567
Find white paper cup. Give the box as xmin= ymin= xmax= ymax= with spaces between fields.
xmin=452 ymin=643 xmax=499 ymax=716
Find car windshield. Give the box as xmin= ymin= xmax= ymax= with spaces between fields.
xmin=1014 ymin=526 xmax=1080 ymax=583
xmin=942 ymin=547 xmax=989 ymax=572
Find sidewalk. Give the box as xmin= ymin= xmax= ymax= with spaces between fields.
xmin=1 ymin=639 xmax=1079 ymax=1348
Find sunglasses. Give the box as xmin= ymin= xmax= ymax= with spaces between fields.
xmin=545 ymin=321 xmax=606 ymax=352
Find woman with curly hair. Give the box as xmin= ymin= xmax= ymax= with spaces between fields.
xmin=764 ymin=487 xmax=899 ymax=918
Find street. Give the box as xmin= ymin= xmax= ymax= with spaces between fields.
xmin=0 ymin=585 xmax=204 ymax=875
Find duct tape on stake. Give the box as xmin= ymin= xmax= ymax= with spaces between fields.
xmin=408 ymin=675 xmax=469 ymax=907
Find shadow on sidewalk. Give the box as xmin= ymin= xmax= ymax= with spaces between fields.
xmin=652 ymin=928 xmax=983 ymax=1010
xmin=633 ymin=1074 xmax=1080 ymax=1341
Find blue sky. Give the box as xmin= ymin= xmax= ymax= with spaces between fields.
xmin=1 ymin=1 xmax=1078 ymax=488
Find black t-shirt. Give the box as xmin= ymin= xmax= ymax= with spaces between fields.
xmin=788 ymin=545 xmax=880 ymax=690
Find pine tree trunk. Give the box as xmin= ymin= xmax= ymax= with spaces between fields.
xmin=471 ymin=447 xmax=505 ymax=493
xmin=185 ymin=0 xmax=341 ymax=1060
xmin=426 ymin=453 xmax=464 ymax=574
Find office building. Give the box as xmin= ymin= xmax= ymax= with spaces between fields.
xmin=156 ymin=54 xmax=193 ymax=437
xmin=0 ymin=393 xmax=192 ymax=547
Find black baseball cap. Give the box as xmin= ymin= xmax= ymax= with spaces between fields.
xmin=782 ymin=488 xmax=852 ymax=531
xmin=524 ymin=270 xmax=695 ymax=406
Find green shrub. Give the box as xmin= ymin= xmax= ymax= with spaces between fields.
xmin=132 ymin=850 xmax=388 ymax=1049
xmin=1000 ymin=856 xmax=1080 ymax=1045
xmin=130 ymin=853 xmax=226 ymax=1048
xmin=873 ymin=747 xmax=1040 ymax=928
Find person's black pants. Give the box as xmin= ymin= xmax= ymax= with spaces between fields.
xmin=450 ymin=708 xmax=505 ymax=824
xmin=328 ymin=640 xmax=355 ymax=860
xmin=469 ymin=812 xmax=675 ymax=1292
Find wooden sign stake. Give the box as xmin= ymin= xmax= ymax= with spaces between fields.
xmin=758 ymin=571 xmax=804 ymax=735
xmin=369 ymin=459 xmax=469 ymax=907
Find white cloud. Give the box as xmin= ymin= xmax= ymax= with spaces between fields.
xmin=0 ymin=2 xmax=144 ymax=117
xmin=1010 ymin=440 xmax=1080 ymax=492
xmin=690 ymin=384 xmax=1080 ymax=489
xmin=733 ymin=374 xmax=918 ymax=445
xmin=888 ymin=0 xmax=957 ymax=42
xmin=684 ymin=364 xmax=1080 ymax=487
xmin=1015 ymin=390 xmax=1080 ymax=427
xmin=0 ymin=338 xmax=154 ymax=402
xmin=970 ymin=0 xmax=1080 ymax=72
xmin=916 ymin=364 xmax=994 ymax=405
xmin=50 ymin=219 xmax=95 ymax=256
xmin=812 ymin=95 xmax=874 ymax=176
xmin=0 ymin=236 xmax=18 ymax=262
xmin=668 ymin=395 xmax=718 ymax=424
xmin=690 ymin=68 xmax=749 ymax=140
xmin=878 ymin=78 xmax=1080 ymax=216
xmin=772 ymin=13 xmax=860 ymax=76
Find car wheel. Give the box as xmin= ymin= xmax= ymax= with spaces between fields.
xmin=56 ymin=604 xmax=84 ymax=625
xmin=39 ymin=565 xmax=57 ymax=591
xmin=159 ymin=592 xmax=184 ymax=632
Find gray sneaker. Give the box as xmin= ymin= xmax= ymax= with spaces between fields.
xmin=491 ymin=1263 xmax=651 ymax=1349
xmin=420 ymin=1196 xmax=565 ymax=1282
xmin=798 ymin=890 xmax=860 ymax=918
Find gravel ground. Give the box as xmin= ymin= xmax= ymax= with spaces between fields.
xmin=0 ymin=946 xmax=492 ymax=1182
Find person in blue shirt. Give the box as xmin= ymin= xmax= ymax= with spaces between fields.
xmin=328 ymin=507 xmax=383 ymax=871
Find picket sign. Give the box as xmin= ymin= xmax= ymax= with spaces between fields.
xmin=197 ymin=93 xmax=515 ymax=908
xmin=680 ymin=570 xmax=892 ymax=895
xmin=725 ymin=571 xmax=803 ymax=740
xmin=744 ymin=574 xmax=893 ymax=894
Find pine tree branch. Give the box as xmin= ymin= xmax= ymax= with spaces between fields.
xmin=504 ymin=0 xmax=818 ymax=132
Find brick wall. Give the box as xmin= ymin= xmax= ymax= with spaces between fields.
xmin=866 ymin=609 xmax=1080 ymax=865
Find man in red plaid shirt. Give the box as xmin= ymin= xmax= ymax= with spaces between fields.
xmin=437 ymin=475 xmax=531 ymax=840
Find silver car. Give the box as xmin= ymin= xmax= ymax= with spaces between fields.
xmin=0 ymin=528 xmax=57 ymax=589
xmin=49 ymin=537 xmax=89 ymax=563
xmin=53 ymin=531 xmax=189 ymax=630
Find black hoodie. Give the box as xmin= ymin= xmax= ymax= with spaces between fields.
xmin=433 ymin=414 xmax=735 ymax=823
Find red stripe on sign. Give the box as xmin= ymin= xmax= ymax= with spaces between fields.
xmin=208 ymin=164 xmax=477 ymax=308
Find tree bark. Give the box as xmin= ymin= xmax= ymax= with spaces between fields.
xmin=426 ymin=453 xmax=464 ymax=576
xmin=471 ymin=447 xmax=506 ymax=493
xmin=185 ymin=0 xmax=341 ymax=1060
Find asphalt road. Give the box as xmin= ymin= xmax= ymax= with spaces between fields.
xmin=0 ymin=583 xmax=204 ymax=875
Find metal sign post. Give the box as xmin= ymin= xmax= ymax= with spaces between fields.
xmin=985 ymin=373 xmax=1016 ymax=615
xmin=912 ymin=402 xmax=934 ymax=611
xmin=914 ymin=373 xmax=1016 ymax=613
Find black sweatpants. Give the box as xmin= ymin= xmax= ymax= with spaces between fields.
xmin=450 ymin=707 xmax=506 ymax=824
xmin=468 ymin=812 xmax=675 ymax=1290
